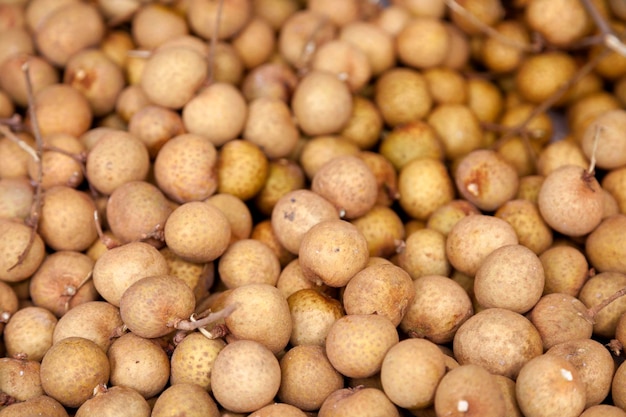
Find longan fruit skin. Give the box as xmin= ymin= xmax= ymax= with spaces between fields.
xmin=243 ymin=97 xmax=299 ymax=160
xmin=0 ymin=219 xmax=45 ymax=283
xmin=254 ymin=159 xmax=306 ymax=217
xmin=579 ymin=271 xmax=626 ymax=338
xmin=585 ymin=214 xmax=626 ymax=274
xmin=539 ymin=245 xmax=588 ymax=296
xmin=0 ymin=53 xmax=59 ymax=108
xmin=217 ymin=239 xmax=281 ymax=288
xmin=374 ymin=67 xmax=432 ymax=127
xmin=206 ymin=193 xmax=253 ymax=244
xmin=131 ymin=3 xmax=188 ymax=50
xmin=3 ymin=306 xmax=57 ymax=362
xmin=515 ymin=51 xmax=578 ymax=105
xmin=0 ymin=394 xmax=69 ymax=417
xmin=74 ymin=385 xmax=151 ymax=417
xmin=379 ymin=120 xmax=444 ymax=172
xmin=0 ymin=357 xmax=44 ymax=403
xmin=398 ymin=158 xmax=454 ymax=221
xmin=318 ymin=387 xmax=400 ymax=417
xmin=288 ymin=288 xmax=344 ymax=347
xmin=151 ymin=383 xmax=220 ymax=417
xmin=217 ymin=139 xmax=269 ymax=201
xmin=427 ymin=103 xmax=483 ymax=161
xmin=187 ymin=0 xmax=252 ymax=41
xmin=495 ymin=199 xmax=553 ymax=255
xmin=340 ymin=21 xmax=396 ymax=76
xmin=582 ymin=109 xmax=626 ymax=170
xmin=127 ymin=105 xmax=186 ymax=159
xmin=580 ymin=405 xmax=626 ymax=417
xmin=525 ymin=0 xmax=591 ymax=47
xmin=169 ymin=332 xmax=225 ymax=391
xmin=396 ymin=17 xmax=449 ymax=69
xmin=351 ymin=205 xmax=405 ymax=258
xmin=398 ymin=228 xmax=451 ymax=279
xmin=31 ymin=83 xmax=93 ymax=138
xmin=340 ymin=96 xmax=384 ymax=151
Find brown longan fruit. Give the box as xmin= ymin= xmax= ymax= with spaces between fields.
xmin=379 ymin=121 xmax=444 ymax=171
xmin=151 ymin=383 xmax=219 ymax=417
xmin=217 ymin=139 xmax=269 ymax=201
xmin=299 ymin=219 xmax=369 ymax=288
xmin=218 ymin=239 xmax=280 ymax=288
xmin=74 ymin=385 xmax=151 ymax=417
xmin=537 ymin=139 xmax=588 ymax=177
xmin=427 ymin=103 xmax=483 ymax=161
xmin=340 ymin=96 xmax=383 ymax=150
xmin=318 ymin=387 xmax=400 ymax=417
xmin=108 ymin=332 xmax=170 ymax=399
xmin=277 ymin=9 xmax=336 ymax=68
xmin=581 ymin=109 xmax=626 ymax=170
xmin=356 ymin=151 xmax=399 ymax=207
xmin=243 ymin=97 xmax=299 ymax=159
xmin=86 ymin=130 xmax=150 ymax=195
xmin=100 ymin=29 xmax=134 ymax=69
xmin=40 ymin=337 xmax=110 ymax=409
xmin=380 ymin=338 xmax=445 ymax=409
xmin=252 ymin=0 xmax=299 ymax=31
xmin=241 ymin=62 xmax=298 ymax=103
xmin=164 ymin=201 xmax=231 ymax=263
xmin=581 ymin=405 xmax=626 ymax=417
xmin=400 ymin=275 xmax=473 ymax=344
xmin=537 ymin=164 xmax=604 ymax=237
xmin=494 ymin=199 xmax=553 ymax=255
xmin=271 ymin=189 xmax=340 ymax=254
xmin=187 ymin=0 xmax=252 ymax=41
xmin=206 ymin=193 xmax=253 ymax=243
xmin=0 ymin=53 xmax=58 ymax=108
xmin=467 ymin=77 xmax=504 ymax=124
xmin=539 ymin=245 xmax=588 ymax=296
xmin=481 ymin=19 xmax=530 ymax=73
xmin=254 ymin=159 xmax=306 ymax=217
xmin=292 ymin=70 xmax=353 ymax=137
xmin=434 ymin=364 xmax=506 ymax=417
xmin=249 ymin=403 xmax=308 ymax=417
xmin=340 ymin=21 xmax=396 ymax=76
xmin=3 ymin=306 xmax=57 ymax=361
xmin=374 ymin=67 xmax=432 ymax=127
xmin=153 ymin=133 xmax=218 ymax=203
xmin=326 ymin=313 xmax=399 ymax=379
xmin=398 ymin=228 xmax=451 ymax=279
xmin=127 ymin=105 xmax=185 ymax=159
xmin=0 ymin=357 xmax=44 ymax=403
xmin=0 ymin=219 xmax=45 ymax=283
xmin=311 ymin=39 xmax=372 ymax=93
xmin=27 ymin=133 xmax=85 ymax=191
xmin=299 ymin=136 xmax=360 ymax=180
xmin=287 ymin=288 xmax=343 ymax=347
xmin=396 ymin=17 xmax=449 ymax=69
xmin=351 ymin=205 xmax=404 ymax=258
xmin=423 ymin=67 xmax=468 ymax=105
xmin=210 ymin=340 xmax=281 ymax=413
xmin=170 ymin=332 xmax=225 ymax=391
xmin=579 ymin=271 xmax=626 ymax=338
xmin=515 ymin=51 xmax=578 ymax=105
xmin=131 ymin=3 xmax=188 ymax=50
xmin=115 ymin=85 xmax=151 ymax=123
xmin=231 ymin=16 xmax=276 ymax=69
xmin=34 ymin=2 xmax=104 ymax=67
xmin=31 ymin=83 xmax=92 ymax=138
xmin=567 ymin=91 xmax=621 ymax=145
xmin=251 ymin=219 xmax=296 ymax=268
xmin=585 ymin=214 xmax=626 ymax=274
xmin=398 ymin=158 xmax=454 ymax=221
xmin=182 ymin=83 xmax=248 ymax=147
xmin=92 ymin=241 xmax=169 ymax=307
xmin=525 ymin=0 xmax=591 ymax=47
xmin=0 ymin=395 xmax=68 ymax=417
xmin=453 ymin=308 xmax=543 ymax=379
xmin=474 ymin=244 xmax=545 ymax=313
xmin=602 ymin=169 xmax=626 ymax=214
xmin=278 ymin=344 xmax=344 ymax=411
xmin=449 ymin=0 xmax=504 ymax=35
xmin=38 ymin=186 xmax=98 ymax=252
xmin=515 ymin=354 xmax=586 ymax=417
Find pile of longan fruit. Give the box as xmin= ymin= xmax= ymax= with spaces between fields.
xmin=3 ymin=0 xmax=626 ymax=416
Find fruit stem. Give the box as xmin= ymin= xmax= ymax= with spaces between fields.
xmin=587 ymin=125 xmax=601 ymax=175
xmin=174 ymin=303 xmax=237 ymax=335
xmin=206 ymin=0 xmax=224 ymax=85
xmin=585 ymin=286 xmax=626 ymax=322
xmin=580 ymin=0 xmax=626 ymax=57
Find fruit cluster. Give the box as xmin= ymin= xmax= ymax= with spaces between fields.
xmin=2 ymin=0 xmax=626 ymax=416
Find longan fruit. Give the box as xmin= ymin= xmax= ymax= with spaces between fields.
xmin=400 ymin=275 xmax=473 ymax=344
xmin=287 ymin=288 xmax=343 ymax=347
xmin=567 ymin=91 xmax=621 ymax=145
xmin=494 ymin=199 xmax=553 ymax=255
xmin=26 ymin=133 xmax=84 ymax=190
xmin=453 ymin=308 xmax=543 ymax=379
xmin=205 ymin=192 xmax=253 ymax=243
xmin=585 ymin=214 xmax=626 ymax=274
xmin=31 ymin=83 xmax=92 ymax=138
xmin=0 ymin=357 xmax=44 ymax=403
xmin=0 ymin=219 xmax=45 ymax=283
xmin=217 ymin=139 xmax=269 ymax=201
xmin=481 ymin=19 xmax=530 ymax=73
xmin=318 ymin=387 xmax=400 ymax=417
xmin=0 ymin=395 xmax=68 ymax=417
xmin=467 ymin=77 xmax=504 ymax=123
xmin=515 ymin=51 xmax=578 ymax=105
xmin=581 ymin=109 xmax=626 ymax=170
xmin=539 ymin=245 xmax=588 ymax=296
xmin=396 ymin=17 xmax=449 ymax=69
xmin=423 ymin=67 xmax=468 ymax=105
xmin=579 ymin=271 xmax=626 ymax=338
xmin=374 ymin=67 xmax=432 ymax=127
xmin=379 ymin=121 xmax=444 ymax=171
xmin=525 ymin=0 xmax=591 ymax=47
xmin=398 ymin=158 xmax=454 ymax=221
xmin=218 ymin=239 xmax=280 ymax=288
xmin=241 ymin=62 xmax=298 ymax=103
xmin=602 ymin=168 xmax=626 ymax=214
xmin=292 ymin=70 xmax=353 ymax=137
xmin=250 ymin=219 xmax=296 ymax=268
xmin=0 ymin=53 xmax=58 ymax=108
xmin=170 ymin=332 xmax=225 ymax=391
xmin=449 ymin=0 xmax=504 ymax=35
xmin=340 ymin=96 xmax=384 ymax=150
xmin=537 ymin=139 xmax=588 ymax=177
xmin=127 ymin=105 xmax=185 ymax=159
xmin=278 ymin=9 xmax=336 ymax=68
xmin=187 ymin=0 xmax=252 ymax=41
xmin=252 ymin=0 xmax=299 ymax=31
xmin=398 ymin=228 xmax=451 ymax=279
xmin=131 ymin=3 xmax=188 ymax=50
xmin=243 ymin=97 xmax=299 ymax=159
xmin=3 ymin=306 xmax=57 ymax=362
xmin=254 ymin=159 xmax=306 ymax=217
xmin=581 ymin=405 xmax=626 ymax=417
xmin=151 ymin=383 xmax=219 ymax=417
xmin=298 ymin=135 xmax=360 ymax=180
xmin=351 ymin=205 xmax=405 ymax=258
xmin=427 ymin=103 xmax=483 ymax=161
xmin=74 ymin=385 xmax=151 ymax=417
xmin=356 ymin=151 xmax=399 ymax=207
xmin=311 ymin=39 xmax=372 ymax=93
xmin=182 ymin=83 xmax=248 ymax=147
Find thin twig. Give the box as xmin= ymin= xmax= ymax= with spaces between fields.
xmin=0 ymin=124 xmax=38 ymax=162
xmin=580 ymin=0 xmax=626 ymax=57
xmin=206 ymin=0 xmax=224 ymax=85
xmin=586 ymin=287 xmax=626 ymax=321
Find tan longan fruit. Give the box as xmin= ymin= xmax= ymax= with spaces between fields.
xmin=340 ymin=20 xmax=395 ymax=76
xmin=602 ymin=169 xmax=626 ymax=214
xmin=224 ymin=283 xmax=292 ymax=354
xmin=26 ymin=133 xmax=84 ymax=190
xmin=0 ymin=53 xmax=58 ymax=108
xmin=251 ymin=219 xmax=296 ymax=268
xmin=455 ymin=149 xmax=519 ymax=212
xmin=340 ymin=96 xmax=384 ymax=150
xmin=495 ymin=136 xmax=540 ymax=177
xmin=218 ymin=239 xmax=280 ymax=288
xmin=38 ymin=186 xmax=98 ymax=252
xmin=398 ymin=228 xmax=450 ymax=279
xmin=311 ymin=39 xmax=372 ymax=93
xmin=187 ymin=0 xmax=251 ymax=40
xmin=400 ymin=275 xmax=473 ymax=344
xmin=474 ymin=244 xmax=544 ymax=313
xmin=92 ymin=241 xmax=169 ymax=307
xmin=244 ymin=97 xmax=299 ymax=159
xmin=450 ymin=0 xmax=504 ymax=35
xmin=40 ymin=337 xmax=110 ymax=409
xmin=0 ymin=219 xmax=45 ymax=283
xmin=481 ymin=20 xmax=530 ymax=73
xmin=231 ymin=16 xmax=275 ymax=69
xmin=211 ymin=340 xmax=281 ymax=413
xmin=86 ymin=130 xmax=150 ymax=195
xmin=372 ymin=5 xmax=409 ymax=36
xmin=0 ymin=395 xmax=68 ymax=417
xmin=467 ymin=77 xmax=503 ymax=124
xmin=101 ymin=29 xmax=135 ymax=69
xmin=131 ymin=3 xmax=188 ymax=50
xmin=396 ymin=17 xmax=449 ymax=69
xmin=0 ymin=280 xmax=18 ymax=333
xmin=428 ymin=104 xmax=484 ymax=161
xmin=241 ymin=62 xmax=298 ymax=102
xmin=326 ymin=314 xmax=399 ymax=379
xmin=152 ymin=383 xmax=219 ymax=417
xmin=537 ymin=139 xmax=588 ymax=177
xmin=516 ymin=354 xmax=586 ymax=417
xmin=31 ymin=83 xmax=92 ymax=138
xmin=217 ymin=140 xmax=268 ymax=201
xmin=183 ymin=83 xmax=248 ymax=147
xmin=29 ymin=251 xmax=97 ymax=317
xmin=356 ymin=151 xmax=400 ymax=207
xmin=343 ymin=263 xmax=414 ymax=326
xmin=292 ymin=70 xmax=353 ymax=137
xmin=0 ymin=357 xmax=44 ymax=403
xmin=278 ymin=9 xmax=336 ymax=68
xmin=74 ymin=385 xmax=151 ymax=417
xmin=423 ymin=67 xmax=467 ymax=105
xmin=127 ymin=105 xmax=185 ymax=159
xmin=254 ymin=159 xmax=306 ymax=217
xmin=271 ymin=189 xmax=340 ymax=255
xmin=398 ymin=158 xmax=454 ymax=221
xmin=516 ymin=174 xmax=544 ymax=203
xmin=581 ymin=109 xmax=626 ymax=170
xmin=164 ymin=201 xmax=231 ymax=263
xmin=278 ymin=344 xmax=344 ymax=411
xmin=374 ymin=67 xmax=432 ymax=127
xmin=426 ymin=200 xmax=480 ymax=237
xmin=140 ymin=46 xmax=208 ymax=110
xmin=547 ymin=338 xmax=614 ymax=407
xmin=161 ymin=247 xmax=211 ymax=302
xmin=539 ymin=245 xmax=588 ymax=296
xmin=34 ymin=2 xmax=104 ymax=67
xmin=453 ymin=308 xmax=543 ymax=379
xmin=579 ymin=271 xmax=626 ymax=338
xmin=515 ymin=51 xmax=578 ymax=105
xmin=115 ymin=85 xmax=151 ymax=124
xmin=434 ymin=364 xmax=506 ymax=417
xmin=311 ymin=155 xmax=378 ymax=219
xmin=3 ymin=306 xmax=56 ymax=361
xmin=170 ymin=332 xmax=225 ymax=391
xmin=537 ymin=165 xmax=604 ymax=237
xmin=206 ymin=193 xmax=253 ymax=243
xmin=0 ymin=4 xmax=25 ymax=31
xmin=494 ymin=197 xmax=553 ymax=255
xmin=287 ymin=288 xmax=343 ymax=347
xmin=380 ymin=338 xmax=445 ymax=409
xmin=613 ymin=360 xmax=626 ymax=410
xmin=52 ymin=301 xmax=122 ymax=353
xmin=379 ymin=121 xmax=444 ymax=171
xmin=319 ymin=387 xmax=400 ymax=417
xmin=299 ymin=219 xmax=369 ymax=287
xmin=351 ymin=205 xmax=404 ymax=258
xmin=25 ymin=0 xmax=78 ymax=33
xmin=299 ymin=136 xmax=360 ymax=180
xmin=586 ymin=214 xmax=626 ymax=274
xmin=108 ymin=332 xmax=170 ymax=399
xmin=581 ymin=405 xmax=626 ymax=417
xmin=525 ymin=0 xmax=594 ymax=47
xmin=249 ymin=403 xmax=308 ymax=417
xmin=568 ymin=91 xmax=621 ymax=145
xmin=252 ymin=0 xmax=299 ymax=31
